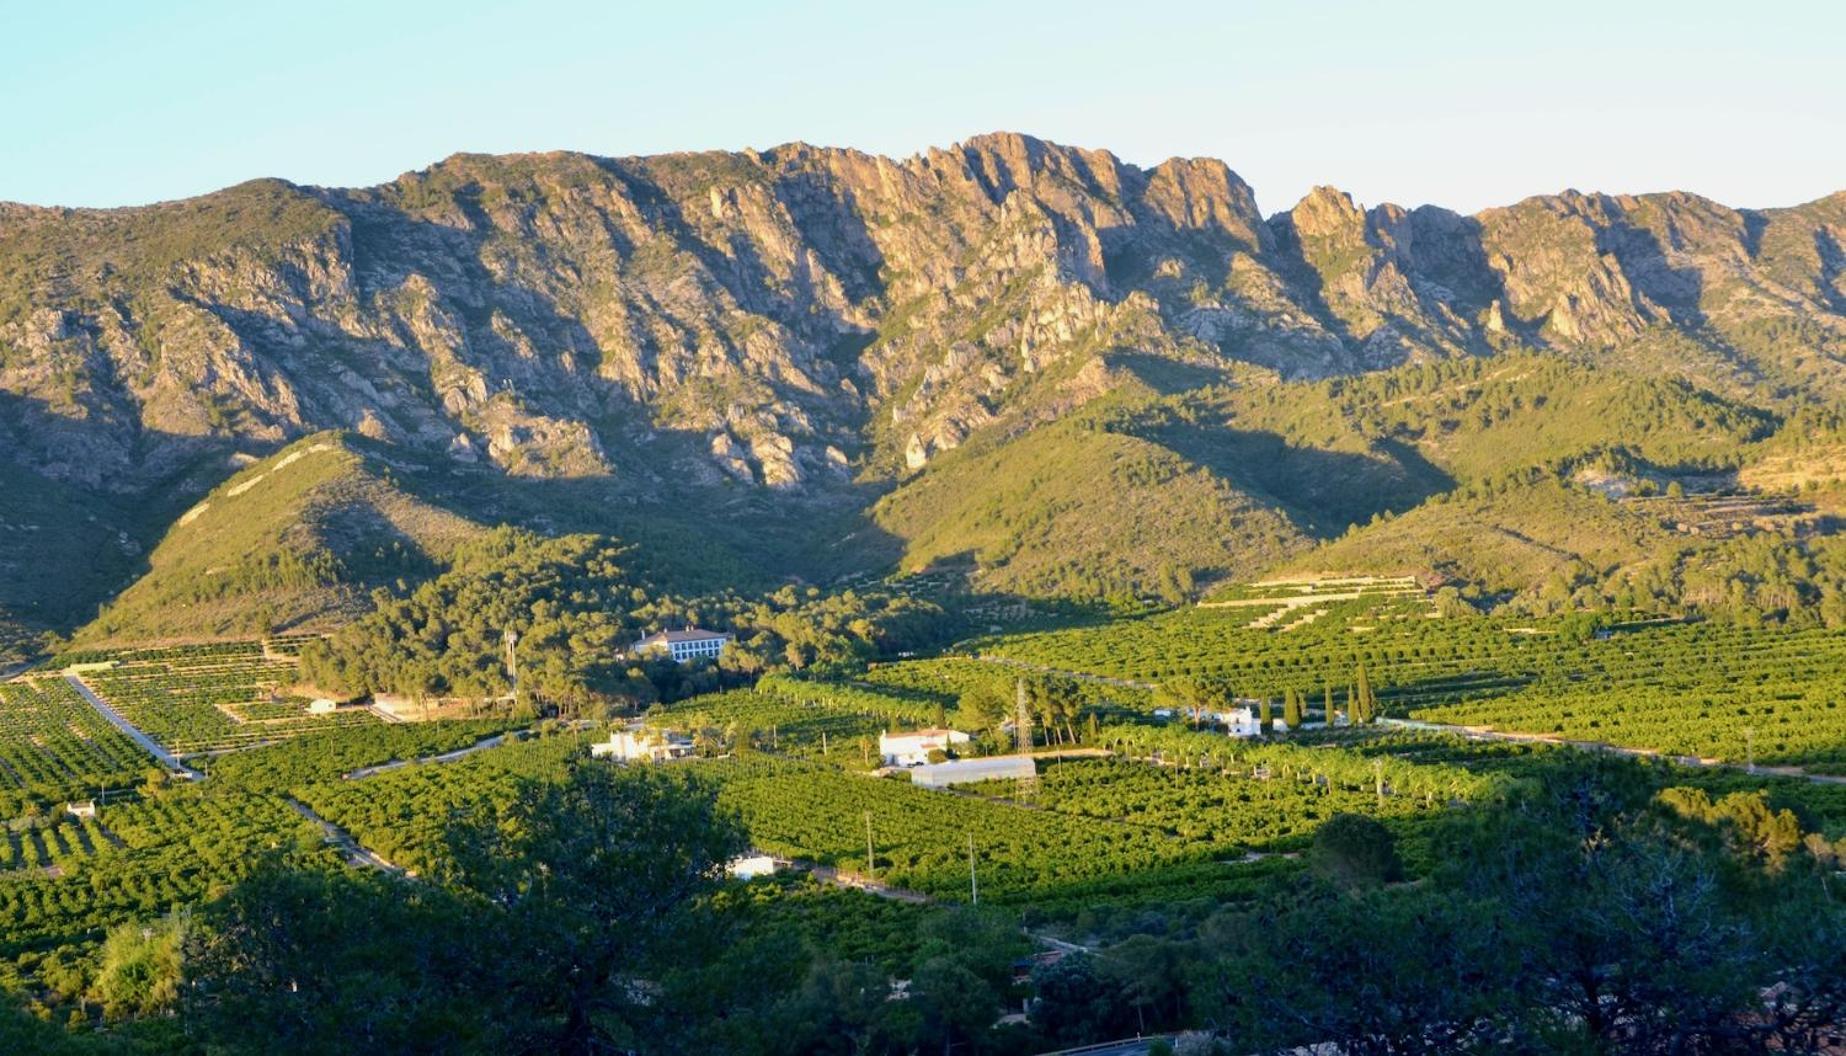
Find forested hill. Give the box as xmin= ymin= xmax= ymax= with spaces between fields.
xmin=6 ymin=133 xmax=1846 ymax=650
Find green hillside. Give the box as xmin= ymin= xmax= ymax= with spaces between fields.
xmin=1280 ymin=476 xmax=1676 ymax=605
xmin=871 ymin=410 xmax=1312 ymax=601
xmin=77 ymin=433 xmax=481 ymax=644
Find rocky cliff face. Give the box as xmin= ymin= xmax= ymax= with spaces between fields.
xmin=4 ymin=133 xmax=1846 ymax=643
xmin=6 ymin=133 xmax=1844 ymax=505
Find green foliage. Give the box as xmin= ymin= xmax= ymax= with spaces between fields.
xmin=0 ymin=678 xmax=148 ymax=814
xmin=89 ymin=913 xmax=187 ymax=1020
xmin=1307 ymin=813 xmax=1404 ymax=888
xmin=78 ymin=639 xmax=369 ymax=755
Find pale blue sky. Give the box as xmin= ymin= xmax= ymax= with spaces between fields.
xmin=2 ymin=0 xmax=1841 ymax=215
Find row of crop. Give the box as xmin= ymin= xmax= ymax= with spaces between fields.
xmin=1094 ymin=723 xmax=1509 ymax=803
xmin=0 ymin=786 xmax=331 ymax=956
xmin=0 ymin=680 xmax=150 ymax=812
xmin=702 ymin=758 xmax=1238 ymax=901
xmin=81 ymin=645 xmax=376 ymax=755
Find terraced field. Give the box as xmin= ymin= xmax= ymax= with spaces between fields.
xmin=74 ymin=641 xmax=375 ymax=757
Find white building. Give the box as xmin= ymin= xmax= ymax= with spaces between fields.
xmin=631 ymin=628 xmax=732 ymax=664
xmin=590 ymin=729 xmax=696 ymax=763
xmin=726 ymin=853 xmax=779 ymax=880
xmin=911 ymin=754 xmax=1036 ymax=789
xmin=878 ymin=728 xmax=971 ymax=767
xmin=307 ymin=698 xmax=340 ymax=715
xmin=1224 ymin=706 xmax=1262 ymax=739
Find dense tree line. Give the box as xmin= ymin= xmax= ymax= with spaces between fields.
xmin=299 ymin=527 xmax=951 ymax=715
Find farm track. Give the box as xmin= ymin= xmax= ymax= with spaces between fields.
xmin=788 ymin=859 xmax=933 ymax=904
xmin=63 ymin=674 xmax=202 ymax=779
xmin=343 ymin=732 xmax=521 ymax=780
xmin=972 ymin=654 xmax=1155 ymax=691
xmin=1380 ymin=717 xmax=1846 ymax=786
xmin=286 ymin=797 xmax=403 ymax=873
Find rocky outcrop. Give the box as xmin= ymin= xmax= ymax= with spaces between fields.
xmin=4 ymin=133 xmax=1846 ymax=505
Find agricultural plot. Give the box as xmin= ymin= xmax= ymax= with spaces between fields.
xmin=979 ymin=601 xmax=1846 ymax=771
xmin=0 ymin=679 xmax=151 ymax=814
xmin=77 ymin=641 xmax=375 ymax=756
xmin=705 ymin=757 xmax=1301 ymax=905
xmin=968 ymin=755 xmax=1445 ymax=847
xmin=648 ymin=688 xmax=902 ymax=763
xmin=0 ymin=786 xmax=331 ymax=955
xmin=0 ymin=814 xmax=118 ymax=874
xmin=294 ymin=735 xmax=582 ymax=874
xmin=1405 ymin=623 xmax=1846 ymax=770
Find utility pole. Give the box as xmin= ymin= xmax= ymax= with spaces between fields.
xmin=1015 ymin=678 xmax=1033 ymax=754
xmin=1745 ymin=727 xmax=1756 ymax=774
xmin=821 ymin=730 xmax=828 ymax=757
xmin=864 ymin=810 xmax=875 ymax=879
xmin=968 ymin=831 xmax=979 ymax=905
xmin=1374 ymin=758 xmax=1386 ymax=804
xmin=502 ymin=627 xmax=519 ymax=706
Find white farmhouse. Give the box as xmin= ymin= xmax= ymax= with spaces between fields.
xmin=590 ymin=729 xmax=695 ymax=763
xmin=1224 ymin=706 xmax=1262 ymax=739
xmin=878 ymin=728 xmax=971 ymax=767
xmin=630 ymin=627 xmax=732 ymax=664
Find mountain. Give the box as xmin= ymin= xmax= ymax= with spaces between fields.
xmin=6 ymin=132 xmax=1846 ymax=649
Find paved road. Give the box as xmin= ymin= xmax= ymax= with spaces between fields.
xmin=1036 ymin=1036 xmax=1177 ymax=1056
xmin=287 ymin=797 xmax=403 ymax=873
xmin=64 ymin=673 xmax=203 ymax=779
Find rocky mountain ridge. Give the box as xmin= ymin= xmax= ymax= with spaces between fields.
xmin=4 ymin=132 xmax=1846 ymax=644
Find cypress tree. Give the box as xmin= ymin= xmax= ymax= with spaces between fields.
xmin=1283 ymin=687 xmax=1302 ymax=730
xmin=1354 ymin=664 xmax=1377 ymax=724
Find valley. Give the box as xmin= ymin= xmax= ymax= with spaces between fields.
xmin=7 ymin=133 xmax=1846 ymax=1054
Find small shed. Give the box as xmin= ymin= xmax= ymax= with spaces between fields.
xmin=66 ymin=801 xmax=97 ymax=819
xmin=307 ymin=698 xmax=340 ymax=714
xmin=911 ymin=755 xmax=1037 ymax=789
